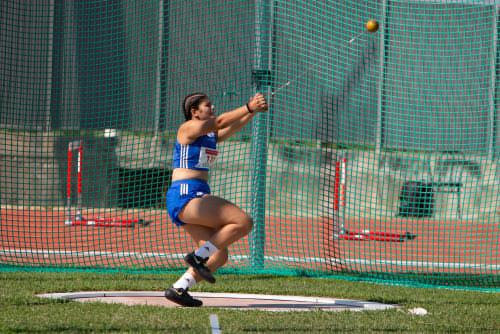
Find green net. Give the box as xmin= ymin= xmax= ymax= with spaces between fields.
xmin=0 ymin=0 xmax=498 ymax=289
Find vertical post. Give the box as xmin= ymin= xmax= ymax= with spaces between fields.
xmin=333 ymin=155 xmax=341 ymax=238
xmin=62 ymin=0 xmax=80 ymax=129
xmin=76 ymin=142 xmax=83 ymax=220
xmin=149 ymin=0 xmax=164 ymax=167
xmin=333 ymin=150 xmax=347 ymax=237
xmin=333 ymin=160 xmax=341 ymax=212
xmin=340 ymin=154 xmax=347 ymax=209
xmin=375 ymin=0 xmax=388 ymax=156
xmin=65 ymin=142 xmax=73 ymax=225
xmin=250 ymin=0 xmax=272 ymax=269
xmin=488 ymin=5 xmax=498 ymax=160
xmin=65 ymin=140 xmax=82 ymax=225
xmin=44 ymin=0 xmax=55 ymax=131
xmin=154 ymin=0 xmax=163 ymax=137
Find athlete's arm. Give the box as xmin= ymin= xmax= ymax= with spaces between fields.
xmin=177 ymin=106 xmax=247 ymax=144
xmin=217 ymin=111 xmax=254 ymax=142
xmin=178 ymin=93 xmax=268 ymax=144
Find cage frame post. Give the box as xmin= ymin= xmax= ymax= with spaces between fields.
xmin=249 ymin=0 xmax=273 ymax=269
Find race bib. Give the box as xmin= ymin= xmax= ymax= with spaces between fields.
xmin=196 ymin=146 xmax=218 ymax=169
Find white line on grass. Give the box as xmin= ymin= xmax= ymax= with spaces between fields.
xmin=1 ymin=248 xmax=498 ymax=270
xmin=209 ymin=314 xmax=221 ymax=334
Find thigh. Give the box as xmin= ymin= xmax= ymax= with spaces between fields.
xmin=182 ymin=224 xmax=217 ymax=247
xmin=179 ymin=195 xmax=247 ymax=229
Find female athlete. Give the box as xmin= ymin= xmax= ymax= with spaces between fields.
xmin=165 ymin=92 xmax=268 ymax=306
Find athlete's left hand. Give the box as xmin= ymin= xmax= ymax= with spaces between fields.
xmin=248 ymin=93 xmax=268 ymax=113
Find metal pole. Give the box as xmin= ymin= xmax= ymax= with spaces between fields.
xmin=488 ymin=5 xmax=498 ymax=160
xmin=154 ymin=0 xmax=163 ymax=137
xmin=45 ymin=0 xmax=55 ymax=131
xmin=375 ymin=0 xmax=388 ymax=156
xmin=250 ymin=0 xmax=272 ymax=269
xmin=65 ymin=142 xmax=73 ymax=225
xmin=149 ymin=0 xmax=164 ymax=168
xmin=62 ymin=0 xmax=80 ymax=130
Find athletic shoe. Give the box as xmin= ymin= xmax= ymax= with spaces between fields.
xmin=165 ymin=287 xmax=202 ymax=307
xmin=184 ymin=252 xmax=216 ymax=283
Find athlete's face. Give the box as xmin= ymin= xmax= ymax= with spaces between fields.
xmin=192 ymin=99 xmax=215 ymax=120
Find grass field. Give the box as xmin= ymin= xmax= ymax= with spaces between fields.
xmin=0 ymin=271 xmax=498 ymax=333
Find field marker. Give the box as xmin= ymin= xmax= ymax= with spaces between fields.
xmin=210 ymin=314 xmax=221 ymax=334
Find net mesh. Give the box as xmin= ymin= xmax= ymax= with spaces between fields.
xmin=0 ymin=0 xmax=498 ymax=289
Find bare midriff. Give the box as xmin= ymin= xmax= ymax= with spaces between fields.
xmin=171 ymin=168 xmax=209 ymax=182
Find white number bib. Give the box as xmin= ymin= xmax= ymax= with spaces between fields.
xmin=195 ymin=146 xmax=218 ymax=169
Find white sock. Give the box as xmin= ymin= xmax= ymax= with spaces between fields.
xmin=172 ymin=272 xmax=197 ymax=290
xmin=194 ymin=241 xmax=219 ymax=259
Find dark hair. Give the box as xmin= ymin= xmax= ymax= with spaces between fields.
xmin=182 ymin=93 xmax=208 ymax=121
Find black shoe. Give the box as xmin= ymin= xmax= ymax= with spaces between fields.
xmin=165 ymin=287 xmax=202 ymax=307
xmin=184 ymin=252 xmax=216 ymax=283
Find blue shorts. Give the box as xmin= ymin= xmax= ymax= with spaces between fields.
xmin=166 ymin=179 xmax=211 ymax=226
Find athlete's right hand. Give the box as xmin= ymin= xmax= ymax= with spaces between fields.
xmin=247 ymin=93 xmax=268 ymax=113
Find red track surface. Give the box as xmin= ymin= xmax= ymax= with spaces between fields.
xmin=1 ymin=208 xmax=498 ymax=276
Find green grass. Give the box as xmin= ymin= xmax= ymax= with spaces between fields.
xmin=0 ymin=271 xmax=498 ymax=333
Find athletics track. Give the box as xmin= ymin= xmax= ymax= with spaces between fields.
xmin=1 ymin=207 xmax=498 ymax=276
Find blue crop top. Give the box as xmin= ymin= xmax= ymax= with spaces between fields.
xmin=172 ymin=132 xmax=218 ymax=171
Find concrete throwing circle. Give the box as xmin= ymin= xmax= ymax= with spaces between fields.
xmin=37 ymin=291 xmax=397 ymax=312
